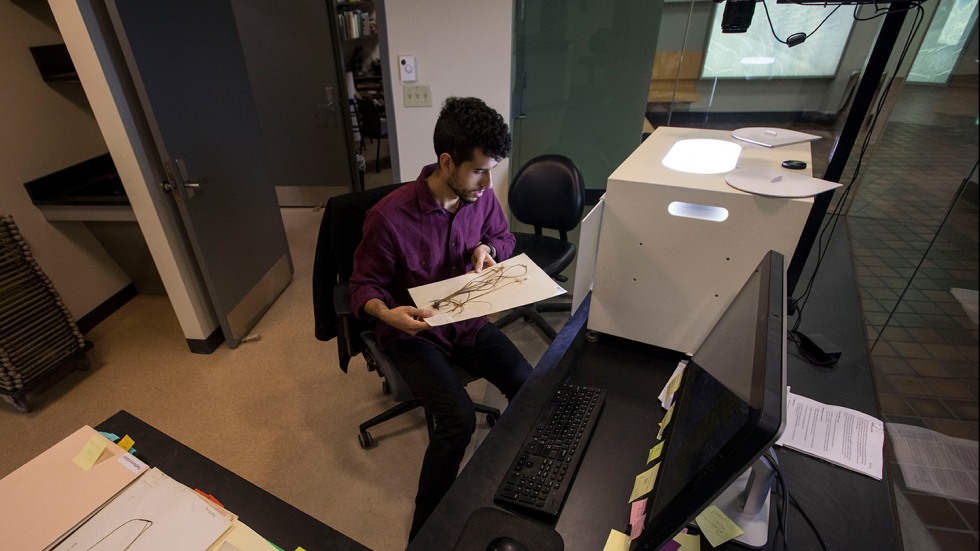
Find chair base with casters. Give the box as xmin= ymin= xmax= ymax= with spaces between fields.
xmin=356 ymin=330 xmax=500 ymax=449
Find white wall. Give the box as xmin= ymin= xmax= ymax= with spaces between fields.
xmin=383 ymin=0 xmax=514 ymax=193
xmin=0 ymin=1 xmax=130 ymax=320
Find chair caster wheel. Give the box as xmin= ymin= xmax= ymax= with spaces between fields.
xmin=382 ymin=380 xmax=391 ymax=395
xmin=358 ymin=431 xmax=375 ymax=449
xmin=486 ymin=414 xmax=497 ymax=427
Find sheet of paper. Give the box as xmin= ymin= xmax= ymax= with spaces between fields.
xmin=887 ymin=423 xmax=978 ymax=503
xmin=674 ymin=530 xmax=701 ymax=550
xmin=629 ymin=463 xmax=660 ymax=503
xmin=695 ymin=505 xmax=744 ymax=547
xmin=648 ymin=441 xmax=664 ymax=465
xmin=118 ymin=434 xmax=135 ymax=452
xmin=731 ymin=127 xmax=821 ymax=147
xmin=602 ymin=529 xmax=630 ymax=551
xmin=0 ymin=426 xmax=148 ymax=551
xmin=53 ymin=467 xmax=233 ymax=551
xmin=572 ymin=198 xmax=604 ymax=313
xmin=72 ymin=433 xmax=109 ymax=470
xmin=726 ymin=167 xmax=842 ymax=198
xmin=629 ymin=498 xmax=647 ymax=540
xmin=659 ymin=360 xmax=687 ymax=409
xmin=658 ymin=404 xmax=675 ymax=440
xmin=776 ymin=391 xmax=884 ymax=480
xmin=207 ymin=519 xmax=279 ymax=551
xmin=408 ymin=253 xmax=565 ymax=326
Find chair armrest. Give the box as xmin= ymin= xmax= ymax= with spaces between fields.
xmin=333 ymin=283 xmax=359 ymax=371
xmin=334 ymin=283 xmax=354 ymax=317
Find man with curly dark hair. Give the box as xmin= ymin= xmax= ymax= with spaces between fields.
xmin=349 ymin=97 xmax=532 ymax=541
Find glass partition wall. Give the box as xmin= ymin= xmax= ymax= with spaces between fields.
xmin=511 ymin=0 xmax=978 ymax=547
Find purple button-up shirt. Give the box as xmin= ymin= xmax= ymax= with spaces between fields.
xmin=348 ymin=164 xmax=516 ymax=353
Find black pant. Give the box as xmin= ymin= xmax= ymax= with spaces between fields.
xmin=386 ymin=322 xmax=532 ymax=541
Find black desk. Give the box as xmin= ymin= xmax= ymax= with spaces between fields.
xmin=96 ymin=411 xmax=369 ymax=551
xmin=410 ymin=292 xmax=900 ymax=550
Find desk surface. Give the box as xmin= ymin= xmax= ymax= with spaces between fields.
xmin=96 ymin=411 xmax=368 ymax=551
xmin=411 ymin=290 xmax=900 ymax=550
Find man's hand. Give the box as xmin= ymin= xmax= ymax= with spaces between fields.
xmin=471 ymin=243 xmax=497 ymax=273
xmin=366 ymin=299 xmax=432 ymax=335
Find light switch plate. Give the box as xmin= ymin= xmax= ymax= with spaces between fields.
xmin=404 ymin=84 xmax=432 ymax=108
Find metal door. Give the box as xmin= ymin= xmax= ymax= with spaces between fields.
xmin=107 ymin=0 xmax=292 ymax=348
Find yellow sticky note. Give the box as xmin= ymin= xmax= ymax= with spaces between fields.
xmin=628 ymin=463 xmax=660 ymax=503
xmin=658 ymin=404 xmax=675 ymax=440
xmin=72 ymin=433 xmax=108 ymax=471
xmin=117 ymin=434 xmax=134 ymax=452
xmin=648 ymin=441 xmax=664 ymax=464
xmin=674 ymin=531 xmax=701 ymax=550
xmin=295 ymin=548 xmax=307 ymax=551
xmin=695 ymin=505 xmax=744 ymax=547
xmin=602 ymin=529 xmax=630 ymax=551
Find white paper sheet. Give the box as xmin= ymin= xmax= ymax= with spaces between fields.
xmin=887 ymin=423 xmax=978 ymax=503
xmin=53 ymin=467 xmax=233 ymax=551
xmin=409 ymin=253 xmax=566 ymax=326
xmin=731 ymin=127 xmax=822 ymax=148
xmin=726 ymin=167 xmax=841 ymax=198
xmin=776 ymin=391 xmax=885 ymax=480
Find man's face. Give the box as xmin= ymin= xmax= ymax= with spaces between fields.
xmin=447 ymin=149 xmax=498 ymax=204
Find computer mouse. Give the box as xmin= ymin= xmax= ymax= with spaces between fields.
xmin=486 ymin=536 xmax=531 ymax=551
xmin=781 ymin=159 xmax=807 ymax=170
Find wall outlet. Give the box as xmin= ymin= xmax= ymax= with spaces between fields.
xmin=403 ymin=84 xmax=432 ymax=108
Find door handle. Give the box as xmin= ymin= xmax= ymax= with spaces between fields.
xmin=174 ymin=158 xmax=207 ymax=193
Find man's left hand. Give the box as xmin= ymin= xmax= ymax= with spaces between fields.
xmin=471 ymin=243 xmax=496 ymax=273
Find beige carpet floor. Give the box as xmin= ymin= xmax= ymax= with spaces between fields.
xmin=0 ymin=206 xmax=564 ymax=551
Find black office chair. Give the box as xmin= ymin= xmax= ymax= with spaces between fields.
xmin=495 ymin=154 xmax=586 ymax=340
xmin=354 ymin=98 xmax=388 ymax=173
xmin=313 ymin=184 xmax=500 ymax=449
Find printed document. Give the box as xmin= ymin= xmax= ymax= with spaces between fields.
xmin=776 ymin=391 xmax=884 ymax=479
xmin=887 ymin=423 xmax=978 ymax=503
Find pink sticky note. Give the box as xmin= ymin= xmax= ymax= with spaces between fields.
xmin=629 ymin=498 xmax=647 ymax=540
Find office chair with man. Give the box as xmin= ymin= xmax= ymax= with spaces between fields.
xmin=312 ymin=184 xmax=500 ymax=449
xmin=495 ymin=154 xmax=586 ymax=340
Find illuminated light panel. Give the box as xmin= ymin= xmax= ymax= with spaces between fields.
xmin=667 ymin=201 xmax=729 ymax=222
xmin=662 ymin=139 xmax=741 ymax=174
xmin=741 ymin=56 xmax=775 ymax=65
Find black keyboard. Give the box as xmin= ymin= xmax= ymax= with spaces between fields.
xmin=494 ymin=383 xmax=606 ymax=522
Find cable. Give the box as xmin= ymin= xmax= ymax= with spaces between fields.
xmin=868 ymin=160 xmax=979 ymax=353
xmin=761 ymin=0 xmax=842 ymax=46
xmin=763 ymin=450 xmax=790 ymax=551
xmin=790 ymin=493 xmax=831 ymax=551
xmin=788 ymin=3 xmax=925 ymax=341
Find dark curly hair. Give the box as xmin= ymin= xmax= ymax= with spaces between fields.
xmin=433 ymin=97 xmax=511 ymax=164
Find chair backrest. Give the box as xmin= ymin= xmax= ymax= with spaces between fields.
xmin=509 ymin=154 xmax=586 ymax=237
xmin=313 ymin=183 xmax=403 ymax=347
xmin=355 ymin=98 xmax=384 ymax=139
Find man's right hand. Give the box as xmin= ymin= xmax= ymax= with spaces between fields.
xmin=366 ymin=300 xmax=433 ymax=336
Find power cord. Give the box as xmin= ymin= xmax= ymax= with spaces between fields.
xmin=788 ymin=3 xmax=925 ymax=352
xmin=761 ymin=0 xmax=842 ymax=47
xmin=790 ymin=493 xmax=831 ymax=551
xmin=763 ymin=450 xmax=790 ymax=551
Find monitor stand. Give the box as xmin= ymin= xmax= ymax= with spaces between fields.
xmin=708 ymin=452 xmax=778 ymax=548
